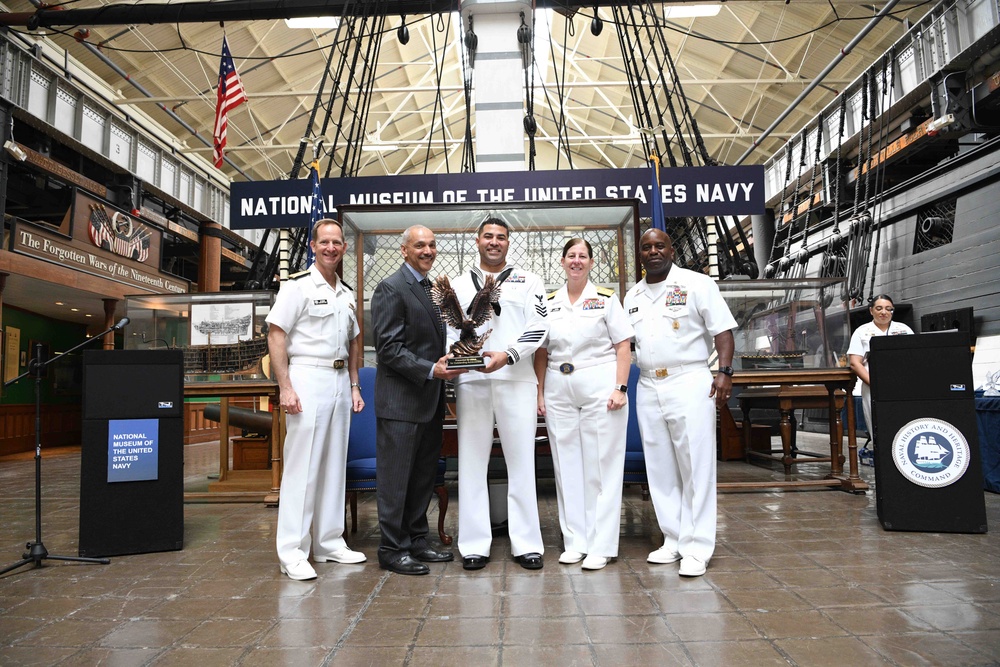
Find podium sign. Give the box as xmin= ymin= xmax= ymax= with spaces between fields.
xmin=869 ymin=332 xmax=987 ymax=533
xmin=79 ymin=350 xmax=185 ymax=556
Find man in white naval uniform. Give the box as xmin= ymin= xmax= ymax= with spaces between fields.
xmin=266 ymin=219 xmax=366 ymax=581
xmin=623 ymin=228 xmax=736 ymax=577
xmin=450 ymin=218 xmax=549 ymax=571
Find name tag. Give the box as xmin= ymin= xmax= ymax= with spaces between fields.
xmin=313 ymin=299 xmax=328 ymax=305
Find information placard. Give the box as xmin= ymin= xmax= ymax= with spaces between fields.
xmin=107 ymin=418 xmax=159 ymax=482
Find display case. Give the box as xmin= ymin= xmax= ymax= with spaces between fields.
xmin=124 ymin=291 xmax=275 ymax=383
xmin=718 ymin=278 xmax=850 ymax=373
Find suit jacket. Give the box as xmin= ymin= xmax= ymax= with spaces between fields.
xmin=371 ymin=264 xmax=446 ymax=423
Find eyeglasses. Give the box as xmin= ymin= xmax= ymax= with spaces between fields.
xmin=872 ymin=306 xmax=894 ymax=313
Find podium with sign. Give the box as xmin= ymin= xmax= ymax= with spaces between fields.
xmin=869 ymin=332 xmax=987 ymax=533
xmin=79 ymin=350 xmax=185 ymax=556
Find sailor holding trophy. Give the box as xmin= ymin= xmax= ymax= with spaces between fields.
xmin=439 ymin=217 xmax=549 ymax=571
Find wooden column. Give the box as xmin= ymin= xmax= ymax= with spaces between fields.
xmin=198 ymin=221 xmax=222 ymax=293
xmin=102 ymin=298 xmax=118 ymax=350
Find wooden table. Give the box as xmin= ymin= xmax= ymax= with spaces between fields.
xmin=183 ymin=380 xmax=282 ymax=503
xmin=723 ymin=369 xmax=867 ymax=493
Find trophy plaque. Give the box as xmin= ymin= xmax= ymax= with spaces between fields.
xmin=431 ymin=275 xmax=501 ymax=369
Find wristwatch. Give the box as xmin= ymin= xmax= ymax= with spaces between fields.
xmin=718 ymin=366 xmax=735 ymax=377
xmin=615 ymin=384 xmax=628 ymax=393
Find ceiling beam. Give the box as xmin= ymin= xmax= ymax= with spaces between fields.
xmin=0 ymin=0 xmax=931 ymax=28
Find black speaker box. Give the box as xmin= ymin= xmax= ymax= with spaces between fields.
xmin=79 ymin=350 xmax=185 ymax=557
xmin=870 ymin=333 xmax=987 ymax=533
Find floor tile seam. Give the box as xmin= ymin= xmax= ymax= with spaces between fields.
xmin=401 ymin=570 xmax=450 ymax=666
xmin=321 ymin=569 xmax=392 ymax=667
xmin=620 ymin=556 xmax=685 ymax=644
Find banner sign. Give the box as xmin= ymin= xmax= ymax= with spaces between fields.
xmin=10 ymin=221 xmax=189 ymax=294
xmin=107 ymin=418 xmax=159 ymax=483
xmin=230 ymin=165 xmax=765 ymax=230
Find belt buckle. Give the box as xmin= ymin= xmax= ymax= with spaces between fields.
xmin=559 ymin=362 xmax=575 ymax=375
xmin=655 ymin=368 xmax=669 ymax=378
xmin=333 ymin=359 xmax=345 ymax=370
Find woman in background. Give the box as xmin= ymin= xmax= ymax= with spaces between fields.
xmin=847 ymin=294 xmax=914 ymax=443
xmin=534 ymin=238 xmax=632 ymax=571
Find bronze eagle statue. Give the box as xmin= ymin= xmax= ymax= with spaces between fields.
xmin=431 ymin=275 xmax=500 ymax=356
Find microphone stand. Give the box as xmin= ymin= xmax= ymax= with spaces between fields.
xmin=0 ymin=319 xmax=127 ymax=576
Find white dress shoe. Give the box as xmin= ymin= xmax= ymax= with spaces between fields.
xmin=280 ymin=559 xmax=317 ymax=581
xmin=558 ymin=550 xmax=585 ymax=564
xmin=314 ymin=547 xmax=366 ymax=564
xmin=678 ymin=556 xmax=707 ymax=577
xmin=647 ymin=547 xmax=682 ymax=564
xmin=581 ymin=555 xmax=609 ymax=570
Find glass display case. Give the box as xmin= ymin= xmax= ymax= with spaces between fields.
xmin=717 ymin=278 xmax=850 ymax=372
xmin=124 ymin=291 xmax=274 ymax=382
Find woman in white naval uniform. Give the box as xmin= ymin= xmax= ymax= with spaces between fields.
xmin=847 ymin=294 xmax=913 ymax=442
xmin=534 ymin=239 xmax=633 ymax=571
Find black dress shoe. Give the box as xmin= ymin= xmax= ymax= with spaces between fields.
xmin=411 ymin=546 xmax=454 ymax=563
xmin=514 ymin=553 xmax=543 ymax=570
xmin=379 ymin=554 xmax=430 ymax=576
xmin=462 ymin=555 xmax=489 ymax=570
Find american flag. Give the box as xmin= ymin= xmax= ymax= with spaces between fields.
xmin=649 ymin=154 xmax=666 ymax=232
xmin=213 ymin=37 xmax=247 ymax=168
xmin=306 ymin=160 xmax=323 ymax=267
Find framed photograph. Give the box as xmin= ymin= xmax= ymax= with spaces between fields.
xmin=189 ymin=302 xmax=253 ymax=346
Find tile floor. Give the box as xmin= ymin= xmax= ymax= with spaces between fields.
xmin=2 ymin=437 xmax=999 ymax=666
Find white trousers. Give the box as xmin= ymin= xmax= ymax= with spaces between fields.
xmin=544 ymin=362 xmax=627 ymax=557
xmin=456 ymin=380 xmax=544 ymax=558
xmin=861 ymin=382 xmax=873 ymax=443
xmin=276 ymin=365 xmax=350 ymax=566
xmin=636 ymin=367 xmax=717 ymax=562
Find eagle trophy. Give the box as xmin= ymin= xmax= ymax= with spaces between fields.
xmin=431 ymin=275 xmax=500 ymax=358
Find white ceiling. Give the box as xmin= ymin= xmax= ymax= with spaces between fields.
xmin=1 ymin=0 xmax=934 ymax=183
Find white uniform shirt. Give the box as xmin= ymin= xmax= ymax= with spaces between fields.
xmin=623 ymin=266 xmax=737 ymax=369
xmin=847 ymin=320 xmax=913 ymax=394
xmin=265 ymin=264 xmax=359 ymax=360
xmin=544 ymin=281 xmax=633 ymax=366
xmin=450 ymin=265 xmax=549 ymax=384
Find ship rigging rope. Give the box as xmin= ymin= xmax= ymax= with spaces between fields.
xmin=460 ymin=15 xmax=475 ymax=173
xmin=867 ymin=49 xmax=896 ymax=303
xmin=423 ymin=11 xmax=452 ymax=174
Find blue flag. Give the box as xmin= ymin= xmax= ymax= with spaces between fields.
xmin=650 ymin=155 xmax=666 ymax=232
xmin=306 ymin=160 xmax=322 ymax=267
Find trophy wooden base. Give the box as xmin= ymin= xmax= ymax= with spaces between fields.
xmin=448 ymin=355 xmax=487 ymax=369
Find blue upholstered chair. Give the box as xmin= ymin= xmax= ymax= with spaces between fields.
xmin=345 ymin=366 xmax=452 ymax=544
xmin=623 ymin=364 xmax=650 ymax=500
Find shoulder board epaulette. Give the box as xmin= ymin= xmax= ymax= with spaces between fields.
xmin=596 ymin=286 xmax=615 ymax=297
xmin=289 ymin=270 xmax=309 ymax=280
xmin=342 ymin=281 xmax=353 ymax=291
xmin=547 ymin=290 xmax=558 ymax=300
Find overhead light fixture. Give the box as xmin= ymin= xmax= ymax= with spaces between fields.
xmin=285 ymin=16 xmax=340 ymax=30
xmin=663 ymin=4 xmax=721 ymax=19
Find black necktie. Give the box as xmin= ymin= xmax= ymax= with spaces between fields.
xmin=422 ymin=277 xmax=444 ymax=337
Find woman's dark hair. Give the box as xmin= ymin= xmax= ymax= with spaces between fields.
xmin=561 ymin=237 xmax=593 ymax=258
xmin=869 ymin=294 xmax=895 ymax=307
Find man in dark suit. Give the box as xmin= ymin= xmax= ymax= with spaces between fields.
xmin=371 ymin=225 xmax=466 ymax=575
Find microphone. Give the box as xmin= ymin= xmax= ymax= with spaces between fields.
xmin=113 ymin=317 xmax=130 ymax=331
